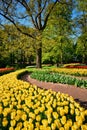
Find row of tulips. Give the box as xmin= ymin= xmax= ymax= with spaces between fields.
xmin=63 ymin=63 xmax=80 ymax=68
xmin=65 ymin=66 xmax=87 ymax=69
xmin=0 ymin=69 xmax=87 ymax=130
xmin=30 ymin=71 xmax=87 ymax=88
xmin=51 ymin=68 xmax=87 ymax=76
xmin=0 ymin=67 xmax=15 ymax=76
xmin=63 ymin=63 xmax=87 ymax=69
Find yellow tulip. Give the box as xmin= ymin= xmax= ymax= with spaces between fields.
xmin=52 ymin=112 xmax=58 ymax=119
xmin=21 ymin=113 xmax=27 ymax=121
xmin=48 ymin=117 xmax=52 ymax=124
xmin=17 ymin=122 xmax=22 ymax=128
xmin=28 ymin=123 xmax=34 ymax=130
xmin=10 ymin=119 xmax=16 ymax=127
xmin=61 ymin=116 xmax=66 ymax=125
xmin=42 ymin=119 xmax=48 ymax=127
xmin=15 ymin=126 xmax=21 ymax=130
xmin=54 ymin=119 xmax=61 ymax=128
xmin=36 ymin=115 xmax=41 ymax=121
xmin=9 ymin=126 xmax=14 ymax=130
xmin=2 ymin=118 xmax=8 ymax=127
xmin=70 ymin=109 xmax=74 ymax=115
xmin=11 ymin=111 xmax=16 ymax=119
xmin=59 ymin=127 xmax=64 ymax=130
xmin=0 ymin=106 xmax=3 ymax=114
xmin=81 ymin=124 xmax=87 ymax=130
xmin=29 ymin=112 xmax=35 ymax=119
xmin=34 ymin=109 xmax=39 ymax=115
xmin=35 ymin=122 xmax=40 ymax=128
xmin=51 ymin=123 xmax=56 ymax=130
xmin=67 ymin=119 xmax=72 ymax=127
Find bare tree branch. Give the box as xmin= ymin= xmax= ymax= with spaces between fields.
xmin=17 ymin=0 xmax=38 ymax=28
xmin=35 ymin=0 xmax=48 ymax=29
xmin=0 ymin=12 xmax=35 ymax=39
xmin=42 ymin=0 xmax=58 ymax=30
xmin=14 ymin=15 xmax=29 ymax=19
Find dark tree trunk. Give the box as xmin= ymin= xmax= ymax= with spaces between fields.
xmin=36 ymin=42 xmax=42 ymax=68
xmin=82 ymin=53 xmax=85 ymax=64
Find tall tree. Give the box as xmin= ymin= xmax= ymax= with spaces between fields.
xmin=0 ymin=25 xmax=35 ymax=67
xmin=0 ymin=0 xmax=72 ymax=68
xmin=43 ymin=1 xmax=73 ymax=64
xmin=75 ymin=0 xmax=87 ymax=63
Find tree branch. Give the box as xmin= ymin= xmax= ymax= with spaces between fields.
xmin=42 ymin=0 xmax=58 ymax=30
xmin=35 ymin=0 xmax=48 ymax=30
xmin=0 ymin=12 xmax=35 ymax=39
xmin=15 ymin=15 xmax=29 ymax=19
xmin=17 ymin=0 xmax=37 ymax=29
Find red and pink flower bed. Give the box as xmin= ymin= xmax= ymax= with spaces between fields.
xmin=63 ymin=63 xmax=87 ymax=69
xmin=0 ymin=67 xmax=15 ymax=76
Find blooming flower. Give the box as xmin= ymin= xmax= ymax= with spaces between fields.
xmin=0 ymin=70 xmax=87 ymax=130
xmin=2 ymin=118 xmax=8 ymax=127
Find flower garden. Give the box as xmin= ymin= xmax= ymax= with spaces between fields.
xmin=51 ymin=68 xmax=87 ymax=77
xmin=0 ymin=68 xmax=15 ymax=76
xmin=30 ymin=68 xmax=87 ymax=88
xmin=63 ymin=63 xmax=87 ymax=69
xmin=0 ymin=69 xmax=87 ymax=130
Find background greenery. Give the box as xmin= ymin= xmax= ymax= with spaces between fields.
xmin=0 ymin=0 xmax=87 ymax=68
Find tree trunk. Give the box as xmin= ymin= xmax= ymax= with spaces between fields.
xmin=60 ymin=51 xmax=63 ymax=65
xmin=82 ymin=53 xmax=85 ymax=64
xmin=36 ymin=42 xmax=42 ymax=68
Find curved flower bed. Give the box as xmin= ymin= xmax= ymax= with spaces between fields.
xmin=0 ymin=70 xmax=87 ymax=130
xmin=63 ymin=63 xmax=87 ymax=69
xmin=0 ymin=67 xmax=15 ymax=76
xmin=51 ymin=68 xmax=87 ymax=76
xmin=30 ymin=71 xmax=87 ymax=88
xmin=66 ymin=65 xmax=87 ymax=69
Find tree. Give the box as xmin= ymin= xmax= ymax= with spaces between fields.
xmin=0 ymin=0 xmax=72 ymax=68
xmin=0 ymin=25 xmax=36 ymax=67
xmin=42 ymin=1 xmax=74 ymax=65
xmin=74 ymin=0 xmax=87 ymax=63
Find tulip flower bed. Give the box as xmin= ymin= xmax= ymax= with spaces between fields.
xmin=30 ymin=71 xmax=87 ymax=88
xmin=0 ymin=67 xmax=15 ymax=76
xmin=0 ymin=70 xmax=87 ymax=130
xmin=63 ymin=63 xmax=80 ymax=68
xmin=51 ymin=68 xmax=87 ymax=76
xmin=63 ymin=63 xmax=87 ymax=69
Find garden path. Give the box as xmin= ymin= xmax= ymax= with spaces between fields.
xmin=21 ymin=74 xmax=87 ymax=109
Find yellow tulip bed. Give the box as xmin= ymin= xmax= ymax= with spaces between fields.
xmin=63 ymin=63 xmax=80 ymax=68
xmin=0 ymin=70 xmax=87 ymax=130
xmin=51 ymin=68 xmax=87 ymax=76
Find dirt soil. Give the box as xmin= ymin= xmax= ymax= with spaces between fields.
xmin=21 ymin=74 xmax=87 ymax=109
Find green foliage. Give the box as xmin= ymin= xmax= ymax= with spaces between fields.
xmin=74 ymin=0 xmax=87 ymax=63
xmin=0 ymin=25 xmax=35 ymax=68
xmin=42 ymin=2 xmax=74 ymax=64
xmin=30 ymin=70 xmax=87 ymax=88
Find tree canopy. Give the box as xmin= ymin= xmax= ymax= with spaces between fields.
xmin=0 ymin=0 xmax=87 ymax=67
